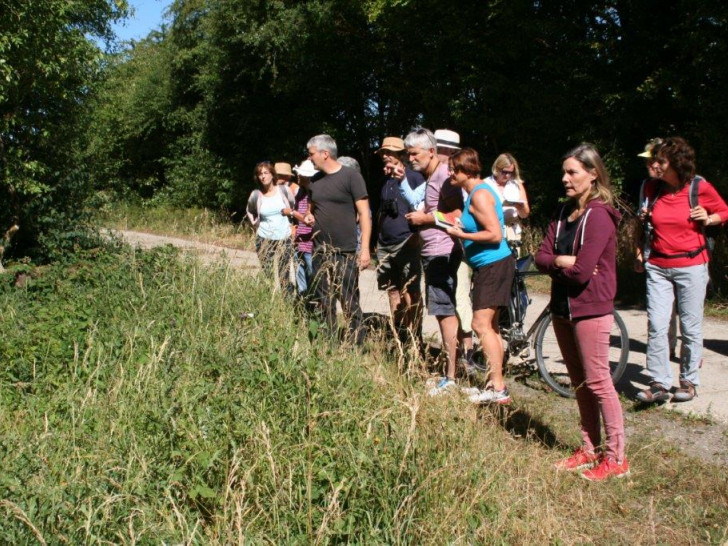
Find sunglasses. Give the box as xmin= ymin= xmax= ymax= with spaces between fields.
xmin=500 ymin=169 xmax=515 ymax=177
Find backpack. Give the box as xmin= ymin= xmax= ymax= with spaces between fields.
xmin=641 ymin=175 xmax=715 ymax=259
xmin=688 ymin=176 xmax=718 ymax=257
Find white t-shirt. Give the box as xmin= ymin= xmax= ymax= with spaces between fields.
xmin=485 ymin=176 xmax=523 ymax=234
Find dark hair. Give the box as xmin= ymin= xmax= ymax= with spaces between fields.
xmin=449 ymin=148 xmax=481 ymax=177
xmin=254 ymin=161 xmax=276 ymax=185
xmin=652 ymin=137 xmax=696 ymax=185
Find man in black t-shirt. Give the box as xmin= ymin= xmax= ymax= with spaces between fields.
xmin=304 ymin=134 xmax=371 ymax=344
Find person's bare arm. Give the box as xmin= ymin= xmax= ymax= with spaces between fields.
xmin=355 ymin=198 xmax=371 ymax=269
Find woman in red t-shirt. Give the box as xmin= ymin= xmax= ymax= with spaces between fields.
xmin=635 ymin=137 xmax=728 ymax=404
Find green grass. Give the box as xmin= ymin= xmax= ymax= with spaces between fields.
xmin=1 ymin=244 xmax=727 ymax=543
xmin=96 ymin=200 xmax=252 ymax=249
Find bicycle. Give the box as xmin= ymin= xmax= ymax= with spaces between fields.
xmin=472 ymin=249 xmax=630 ymax=398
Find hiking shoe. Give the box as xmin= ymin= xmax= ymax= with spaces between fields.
xmin=554 ymin=447 xmax=599 ymax=472
xmin=635 ymin=384 xmax=671 ymax=404
xmin=428 ymin=377 xmax=457 ymax=397
xmin=468 ymin=386 xmax=511 ymax=405
xmin=581 ymin=457 xmax=630 ymax=482
xmin=672 ymin=380 xmax=697 ymax=402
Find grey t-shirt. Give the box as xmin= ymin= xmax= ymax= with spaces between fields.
xmin=310 ymin=165 xmax=368 ymax=252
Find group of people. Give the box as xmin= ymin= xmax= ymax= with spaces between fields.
xmin=246 ymin=129 xmax=727 ymax=482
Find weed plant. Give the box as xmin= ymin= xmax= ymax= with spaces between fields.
xmin=0 ymin=246 xmax=727 ymax=543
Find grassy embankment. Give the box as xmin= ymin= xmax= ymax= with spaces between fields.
xmin=0 ymin=206 xmax=726 ymax=542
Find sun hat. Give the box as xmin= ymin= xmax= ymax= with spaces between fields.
xmin=293 ymin=159 xmax=319 ymax=177
xmin=377 ymin=136 xmax=405 ymax=153
xmin=434 ymin=129 xmax=461 ymax=151
xmin=637 ymin=138 xmax=663 ymax=158
xmin=275 ymin=162 xmax=293 ymax=177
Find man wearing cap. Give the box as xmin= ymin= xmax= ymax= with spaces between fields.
xmin=304 ymin=134 xmax=371 ymax=345
xmin=403 ymin=127 xmax=464 ymax=395
xmin=375 ymin=136 xmax=426 ymax=347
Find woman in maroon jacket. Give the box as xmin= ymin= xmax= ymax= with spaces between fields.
xmin=535 ymin=144 xmax=628 ymax=481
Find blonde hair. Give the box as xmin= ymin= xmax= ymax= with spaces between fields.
xmin=491 ymin=153 xmax=523 ymax=184
xmin=563 ymin=143 xmax=614 ymax=206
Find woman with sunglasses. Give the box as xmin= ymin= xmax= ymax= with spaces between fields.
xmin=445 ymin=148 xmax=515 ymax=404
xmin=485 ymin=154 xmax=530 ymax=250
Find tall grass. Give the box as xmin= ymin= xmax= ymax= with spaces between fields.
xmin=96 ymin=200 xmax=251 ymax=248
xmin=1 ymin=246 xmax=726 ymax=543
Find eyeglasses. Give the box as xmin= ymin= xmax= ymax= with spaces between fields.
xmin=499 ymin=169 xmax=515 ymax=177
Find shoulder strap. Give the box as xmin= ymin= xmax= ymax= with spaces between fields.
xmin=689 ymin=175 xmax=706 ymax=208
xmin=646 ymin=180 xmax=663 ymax=214
xmin=689 ymin=176 xmax=699 ymax=208
xmin=277 ymin=185 xmax=295 ymax=208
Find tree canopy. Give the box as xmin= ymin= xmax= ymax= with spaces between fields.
xmin=0 ymin=0 xmax=128 ymax=260
xmin=4 ymin=0 xmax=728 ymax=265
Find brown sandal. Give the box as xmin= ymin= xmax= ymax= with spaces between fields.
xmin=635 ymin=383 xmax=671 ymax=404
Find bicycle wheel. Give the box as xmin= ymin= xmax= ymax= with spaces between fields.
xmin=534 ymin=311 xmax=629 ymax=398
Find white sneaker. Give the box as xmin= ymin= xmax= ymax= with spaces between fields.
xmin=469 ymin=386 xmax=511 ymax=405
xmin=459 ymin=386 xmax=481 ymax=396
xmin=428 ymin=377 xmax=457 ymax=397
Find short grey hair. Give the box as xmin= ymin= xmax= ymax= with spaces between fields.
xmin=404 ymin=127 xmax=437 ymax=151
xmin=338 ymin=156 xmax=361 ymax=173
xmin=307 ymin=134 xmax=338 ymax=159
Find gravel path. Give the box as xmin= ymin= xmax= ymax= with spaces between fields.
xmin=115 ymin=229 xmax=728 ymax=424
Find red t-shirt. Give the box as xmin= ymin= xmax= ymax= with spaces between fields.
xmin=645 ymin=178 xmax=728 ymax=268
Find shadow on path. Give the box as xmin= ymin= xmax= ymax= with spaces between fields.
xmin=478 ymin=405 xmax=561 ymax=449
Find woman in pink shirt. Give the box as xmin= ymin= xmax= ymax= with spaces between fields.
xmin=635 ymin=137 xmax=728 ymax=404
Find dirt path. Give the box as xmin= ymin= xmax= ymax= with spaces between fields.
xmin=115 ymin=229 xmax=728 ymax=425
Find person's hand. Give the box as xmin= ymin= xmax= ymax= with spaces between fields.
xmin=446 ymin=225 xmax=464 ymax=238
xmin=303 ymin=213 xmax=315 ymax=226
xmin=282 ymin=207 xmax=293 ymax=218
xmin=553 ymin=255 xmax=576 ymax=268
xmin=690 ymin=205 xmax=709 ymax=223
xmin=405 ymin=210 xmax=431 ymax=226
xmin=638 ymin=207 xmax=648 ymax=221
xmin=358 ymin=248 xmax=371 ymax=270
xmin=384 ymin=162 xmax=406 ymax=181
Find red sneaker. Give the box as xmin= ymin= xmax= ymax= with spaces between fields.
xmin=554 ymin=447 xmax=599 ymax=472
xmin=581 ymin=457 xmax=630 ymax=481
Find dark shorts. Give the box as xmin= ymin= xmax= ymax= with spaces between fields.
xmin=472 ymin=255 xmax=515 ymax=310
xmin=376 ymin=236 xmax=422 ymax=292
xmin=422 ymin=249 xmax=462 ymax=316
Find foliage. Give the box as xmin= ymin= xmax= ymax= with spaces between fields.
xmin=78 ymin=0 xmax=728 ymax=297
xmin=0 ymin=0 xmax=128 ymax=261
xmin=1 ymin=246 xmax=728 ymax=542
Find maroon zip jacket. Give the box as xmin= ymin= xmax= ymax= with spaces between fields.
xmin=535 ymin=199 xmax=621 ymax=319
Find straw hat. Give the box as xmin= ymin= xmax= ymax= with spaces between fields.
xmin=274 ymin=162 xmax=293 ymax=177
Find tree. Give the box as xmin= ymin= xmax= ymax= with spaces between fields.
xmin=0 ymin=0 xmax=128 ymax=261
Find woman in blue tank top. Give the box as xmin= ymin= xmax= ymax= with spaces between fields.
xmin=446 ymin=148 xmax=516 ymax=405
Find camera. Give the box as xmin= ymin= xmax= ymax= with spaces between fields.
xmin=381 ymin=198 xmax=399 ymax=218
